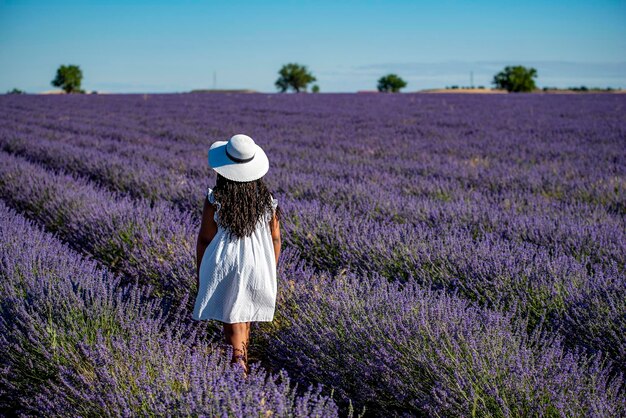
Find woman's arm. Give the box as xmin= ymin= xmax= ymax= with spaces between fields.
xmin=196 ymin=198 xmax=217 ymax=289
xmin=269 ymin=211 xmax=281 ymax=266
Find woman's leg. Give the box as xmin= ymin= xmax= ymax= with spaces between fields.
xmin=223 ymin=322 xmax=250 ymax=374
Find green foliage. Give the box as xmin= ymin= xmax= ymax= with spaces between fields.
xmin=542 ymin=85 xmax=617 ymax=92
xmin=492 ymin=65 xmax=537 ymax=93
xmin=7 ymin=88 xmax=25 ymax=94
xmin=311 ymin=84 xmax=320 ymax=93
xmin=51 ymin=64 xmax=84 ymax=94
xmin=377 ymin=74 xmax=407 ymax=92
xmin=445 ymin=85 xmax=485 ymax=90
xmin=275 ymin=63 xmax=317 ymax=93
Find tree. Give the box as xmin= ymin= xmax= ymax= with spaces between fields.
xmin=275 ymin=63 xmax=316 ymax=93
xmin=377 ymin=74 xmax=407 ymax=92
xmin=311 ymin=84 xmax=320 ymax=93
xmin=7 ymin=88 xmax=25 ymax=94
xmin=492 ymin=65 xmax=537 ymax=93
xmin=51 ymin=64 xmax=84 ymax=94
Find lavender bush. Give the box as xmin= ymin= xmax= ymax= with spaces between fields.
xmin=0 ymin=127 xmax=206 ymax=212
xmin=0 ymin=151 xmax=198 ymax=300
xmin=0 ymin=202 xmax=338 ymax=416
xmin=2 ymin=98 xmax=626 ymax=361
xmin=1 ymin=92 xmax=624 ymax=416
xmin=2 ymin=146 xmax=622 ymax=373
xmin=259 ymin=251 xmax=625 ymax=417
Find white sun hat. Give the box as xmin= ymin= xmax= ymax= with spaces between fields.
xmin=208 ymin=134 xmax=269 ymax=182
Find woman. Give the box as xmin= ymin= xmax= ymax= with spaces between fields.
xmin=192 ymin=134 xmax=282 ymax=376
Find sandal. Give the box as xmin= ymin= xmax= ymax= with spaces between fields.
xmin=232 ymin=353 xmax=249 ymax=377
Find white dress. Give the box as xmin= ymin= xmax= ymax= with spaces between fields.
xmin=192 ymin=187 xmax=278 ymax=323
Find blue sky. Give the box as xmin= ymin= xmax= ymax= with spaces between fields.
xmin=1 ymin=0 xmax=625 ymax=93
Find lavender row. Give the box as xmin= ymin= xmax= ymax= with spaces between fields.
xmin=0 ymin=119 xmax=209 ymax=178
xmin=0 ymin=93 xmax=225 ymax=147
xmin=2 ymin=149 xmax=623 ymax=416
xmin=280 ymin=197 xmax=626 ymax=366
xmin=0 ymin=201 xmax=338 ymax=417
xmin=1 ymin=127 xmax=622 ymax=223
xmin=0 ymin=150 xmax=198 ymax=301
xmin=1 ymin=106 xmax=622 ymax=272
xmin=1 ymin=94 xmax=623 ymax=214
xmin=277 ymin=176 xmax=624 ymax=270
xmin=2 ymin=94 xmax=623 ymax=264
xmin=257 ymin=251 xmax=625 ymax=417
xmin=0 ymin=127 xmax=207 ymax=212
xmin=0 ymin=147 xmax=623 ymax=368
xmin=1 ymin=114 xmax=623 ymax=283
xmin=1 ymin=93 xmax=625 ymax=414
xmin=2 ymin=93 xmax=624 ymax=324
xmin=3 ymin=92 xmax=625 ymax=153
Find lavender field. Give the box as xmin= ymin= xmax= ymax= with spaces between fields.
xmin=0 ymin=92 xmax=624 ymax=417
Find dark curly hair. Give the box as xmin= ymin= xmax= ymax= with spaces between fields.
xmin=211 ymin=173 xmax=281 ymax=240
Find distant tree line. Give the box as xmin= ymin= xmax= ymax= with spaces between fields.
xmin=542 ymin=86 xmax=617 ymax=92
xmin=446 ymin=85 xmax=486 ymax=90
xmin=4 ymin=63 xmax=622 ymax=95
xmin=274 ymin=63 xmax=544 ymax=93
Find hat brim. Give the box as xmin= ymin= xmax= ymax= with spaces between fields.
xmin=208 ymin=140 xmax=269 ymax=182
